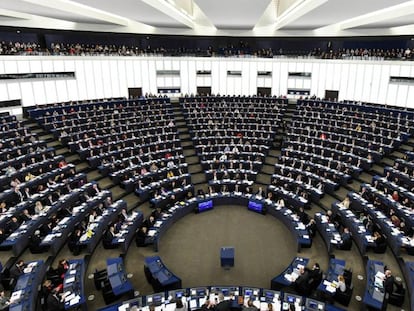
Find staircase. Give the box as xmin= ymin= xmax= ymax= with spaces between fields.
xmin=254 ymin=100 xmax=296 ymax=189
xmin=171 ymin=103 xmax=207 ymax=195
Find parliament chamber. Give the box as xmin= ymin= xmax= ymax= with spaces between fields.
xmin=0 ymin=93 xmax=413 ymax=311
xmin=1 ymin=2 xmax=414 ymax=309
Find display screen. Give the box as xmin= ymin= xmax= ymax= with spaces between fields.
xmin=198 ymin=200 xmax=213 ymax=212
xmin=248 ymin=201 xmax=263 ymax=213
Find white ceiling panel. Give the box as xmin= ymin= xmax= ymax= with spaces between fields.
xmin=360 ymin=13 xmax=414 ymax=29
xmin=0 ymin=0 xmax=413 ymax=36
xmin=73 ymin=0 xmax=188 ymax=28
xmin=281 ymin=0 xmax=410 ymax=30
xmin=194 ymin=0 xmax=272 ymax=29
xmin=0 ymin=0 xmax=114 ymax=24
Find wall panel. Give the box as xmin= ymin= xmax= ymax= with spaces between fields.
xmin=0 ymin=56 xmax=412 ymax=108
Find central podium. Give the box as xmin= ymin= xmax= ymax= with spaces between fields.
xmin=220 ymin=247 xmax=235 ymax=269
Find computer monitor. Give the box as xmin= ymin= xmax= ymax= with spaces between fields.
xmin=190 ymin=287 xmax=208 ymax=298
xmin=198 ymin=200 xmax=213 ymax=212
xmin=248 ymin=201 xmax=263 ymax=214
xmin=305 ymin=298 xmax=325 ymax=310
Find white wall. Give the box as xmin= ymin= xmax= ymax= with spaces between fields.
xmin=0 ymin=56 xmax=413 ymax=112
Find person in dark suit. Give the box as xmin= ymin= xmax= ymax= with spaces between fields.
xmin=102 ymin=226 xmax=116 ymax=249
xmin=338 ymin=227 xmax=352 ymax=250
xmin=143 ymin=216 xmax=155 ymax=229
xmin=305 ymin=263 xmax=323 ymax=290
xmin=136 ymin=226 xmax=149 ymax=247
xmin=294 ymin=266 xmax=309 ymax=295
xmin=68 ymin=229 xmax=82 ymax=255
xmin=20 ymin=209 xmax=32 ymax=222
xmin=29 ymin=230 xmax=46 ymax=254
xmin=9 ymin=260 xmax=25 ymax=280
xmin=214 ymin=293 xmax=231 ymax=311
xmin=11 ymin=186 xmax=24 ymax=205
xmin=383 ymin=270 xmax=395 ymax=295
xmin=46 ymin=288 xmax=64 ymax=311
xmin=6 ymin=217 xmax=20 ymax=234
xmin=298 ymin=207 xmax=310 ymax=225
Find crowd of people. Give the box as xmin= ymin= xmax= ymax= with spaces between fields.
xmin=0 ymin=40 xmax=413 ymax=60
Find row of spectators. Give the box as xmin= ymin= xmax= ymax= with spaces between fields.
xmin=1 ymin=40 xmax=413 ymax=60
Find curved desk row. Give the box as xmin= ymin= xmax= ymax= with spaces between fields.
xmin=111 ymin=210 xmax=144 ymax=254
xmin=145 ymin=194 xmax=311 ymax=252
xmin=40 ymin=189 xmax=112 ymax=255
xmin=9 ymin=260 xmax=45 ymax=311
xmin=63 ymin=259 xmax=87 ymax=311
xmin=0 ymin=180 xmax=88 ymax=256
xmin=97 ymin=285 xmax=344 ymax=311
xmin=348 ymin=191 xmax=410 ymax=257
xmin=314 ymin=213 xmax=343 ymax=254
xmin=78 ymin=200 xmax=125 ymax=254
xmin=28 ymin=98 xmax=170 ymax=119
xmin=331 ymin=202 xmax=374 ymax=256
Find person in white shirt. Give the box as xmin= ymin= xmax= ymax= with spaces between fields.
xmin=336 ymin=275 xmax=346 ymax=293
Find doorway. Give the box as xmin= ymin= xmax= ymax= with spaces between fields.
xmin=128 ymin=87 xmax=142 ymax=99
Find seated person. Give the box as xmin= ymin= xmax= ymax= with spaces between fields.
xmin=383 ymin=269 xmax=395 ymax=295
xmin=102 ymin=226 xmax=117 ymax=249
xmin=336 ymin=275 xmax=347 ymax=293
xmin=372 ymin=231 xmax=386 ymax=251
xmin=136 ymin=226 xmax=150 ymax=247
xmin=294 ymin=266 xmax=309 ymax=295
xmin=338 ymin=227 xmax=352 ymax=250
xmin=339 ymin=197 xmax=350 ymax=209
xmin=9 ymin=260 xmax=26 ymax=280
xmin=243 ymin=299 xmax=258 ymax=311
xmin=305 ymin=263 xmax=322 ymax=290
xmin=306 ymin=218 xmax=317 ymax=237
xmin=29 ymin=230 xmax=46 ymax=253
xmin=68 ymin=229 xmax=82 ymax=255
xmin=46 ymin=287 xmax=65 ymax=311
xmin=0 ymin=289 xmax=10 ymax=310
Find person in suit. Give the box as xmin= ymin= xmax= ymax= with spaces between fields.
xmin=214 ymin=293 xmax=231 ymax=311
xmin=119 ymin=208 xmax=128 ymax=222
xmin=102 ymin=226 xmax=116 ymax=249
xmin=338 ymin=227 xmax=352 ymax=250
xmin=46 ymin=288 xmax=64 ymax=311
xmin=6 ymin=217 xmax=20 ymax=234
xmin=0 ymin=289 xmax=10 ymax=310
xmin=11 ymin=186 xmax=24 ymax=205
xmin=23 ymin=187 xmax=31 ymax=200
xmin=136 ymin=226 xmax=149 ymax=247
xmin=143 ymin=216 xmax=155 ymax=229
xmin=294 ymin=266 xmax=309 ymax=295
xmin=243 ymin=299 xmax=258 ymax=311
xmin=383 ymin=270 xmax=395 ymax=295
xmin=306 ymin=263 xmax=323 ymax=290
xmin=298 ymin=207 xmax=310 ymax=225
xmin=29 ymin=230 xmax=46 ymax=254
xmin=68 ymin=229 xmax=82 ymax=255
xmin=9 ymin=260 xmax=25 ymax=280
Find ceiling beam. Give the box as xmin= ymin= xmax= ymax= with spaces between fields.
xmin=253 ymin=0 xmax=278 ymax=29
xmin=274 ymin=0 xmax=328 ymax=30
xmin=141 ymin=0 xmax=196 ymax=29
xmin=0 ymin=8 xmax=32 ymax=20
xmin=22 ymin=0 xmax=130 ymax=26
xmin=339 ymin=0 xmax=414 ymax=30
